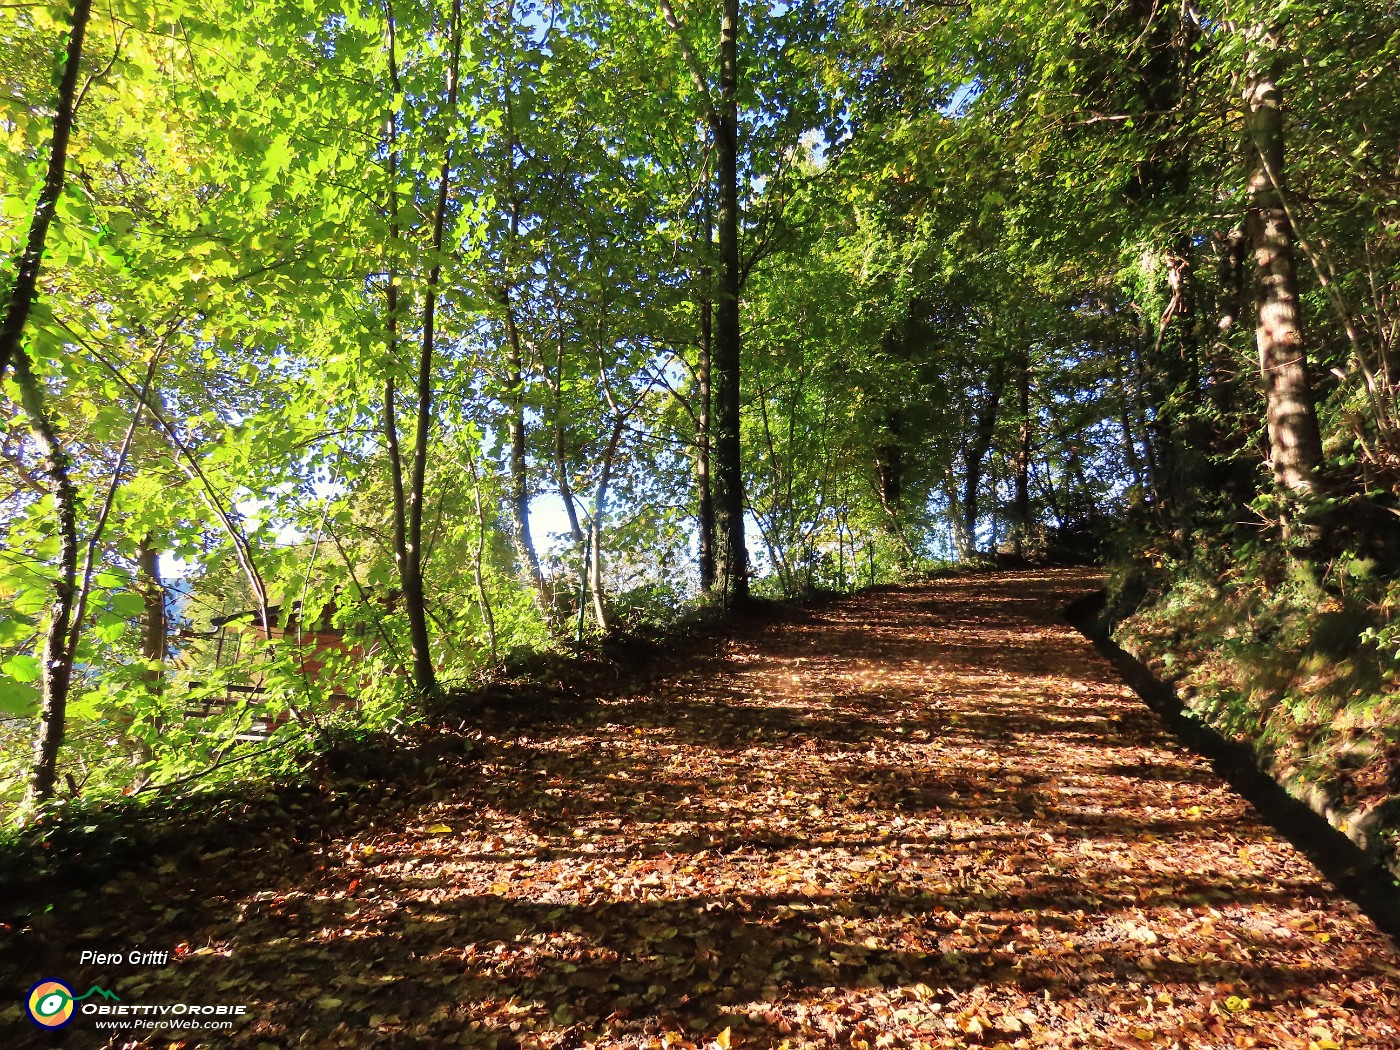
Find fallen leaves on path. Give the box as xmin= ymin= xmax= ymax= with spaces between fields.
xmin=2 ymin=569 xmax=1398 ymax=1049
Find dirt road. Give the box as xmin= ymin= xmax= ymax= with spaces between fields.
xmin=3 ymin=568 xmax=1397 ymax=1048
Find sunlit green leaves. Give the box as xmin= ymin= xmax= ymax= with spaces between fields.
xmin=0 ymin=677 xmax=38 ymax=717
xmin=1 ymin=654 xmax=40 ymax=683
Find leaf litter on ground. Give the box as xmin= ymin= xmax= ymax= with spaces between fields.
xmin=1 ymin=568 xmax=1398 ymax=1049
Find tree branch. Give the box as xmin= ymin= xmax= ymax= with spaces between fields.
xmin=657 ymin=0 xmax=717 ymax=122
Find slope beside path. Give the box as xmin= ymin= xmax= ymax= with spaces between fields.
xmin=3 ymin=567 xmax=1398 ymax=1048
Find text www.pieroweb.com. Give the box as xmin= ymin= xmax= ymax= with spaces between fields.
xmin=93 ymin=1018 xmax=236 ymax=1032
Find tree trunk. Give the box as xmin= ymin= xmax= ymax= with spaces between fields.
xmin=1245 ymin=39 xmax=1324 ymax=499
xmin=1040 ymin=456 xmax=1065 ymax=530
xmin=960 ymin=379 xmax=1002 ymax=558
xmin=1114 ymin=354 xmax=1145 ymax=492
xmin=462 ymin=449 xmax=498 ymax=663
xmin=959 ymin=465 xmax=980 ymax=559
xmin=138 ymin=538 xmax=166 ymax=686
xmin=553 ymin=417 xmax=585 ymax=553
xmin=987 ymin=454 xmax=1001 ymax=552
xmin=588 ymin=416 xmax=627 ymax=633
xmin=697 ymin=207 xmax=717 ymax=593
xmin=1013 ymin=349 xmax=1031 ymax=558
xmin=12 ymin=0 xmax=91 ymax=815
xmin=18 ymin=350 xmax=79 ymax=811
xmin=499 ymin=69 xmax=550 ymax=619
xmin=398 ymin=0 xmax=463 ymax=700
xmin=1210 ymin=222 xmax=1248 ymax=418
xmin=405 ymin=140 xmax=453 ymax=696
xmin=957 ymin=454 xmax=978 ymax=561
xmin=874 ymin=409 xmax=902 ymax=516
xmin=874 ymin=408 xmax=916 ymax=570
xmin=381 ymin=0 xmax=438 ymax=700
xmin=384 ymin=368 xmax=426 ymax=688
xmin=1129 ymin=340 xmax=1162 ymax=503
xmin=132 ymin=537 xmax=164 ymax=778
xmin=711 ymin=0 xmax=747 ymax=605
xmin=549 ymin=326 xmax=589 ymax=627
xmin=503 ymin=297 xmax=548 ymax=615
xmin=552 ymin=410 xmax=584 ymax=547
xmin=656 ymin=0 xmax=741 ymax=601
xmin=0 ymin=0 xmax=92 ymax=384
xmin=946 ymin=473 xmax=971 ymax=559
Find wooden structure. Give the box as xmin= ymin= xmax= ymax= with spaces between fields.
xmin=185 ymin=598 xmax=376 ymax=738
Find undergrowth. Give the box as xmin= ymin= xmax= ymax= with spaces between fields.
xmin=1107 ymin=529 xmax=1400 ymax=872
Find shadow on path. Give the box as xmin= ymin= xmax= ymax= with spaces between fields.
xmin=2 ymin=568 xmax=1398 ymax=1049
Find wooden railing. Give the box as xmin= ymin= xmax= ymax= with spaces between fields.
xmin=184 ymin=683 xmax=357 ymax=742
xmin=183 ymin=683 xmax=277 ymax=741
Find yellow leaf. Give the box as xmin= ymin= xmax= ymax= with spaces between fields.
xmin=424 ymin=823 xmax=453 ymax=834
xmin=1224 ymin=995 xmax=1250 ymax=1013
xmin=1132 ymin=1027 xmax=1156 ymax=1041
xmin=716 ymin=1026 xmax=732 ymax=1049
xmin=1310 ymin=1041 xmax=1341 ymax=1050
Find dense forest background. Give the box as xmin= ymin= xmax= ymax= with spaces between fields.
xmin=2 ymin=0 xmax=1398 ymax=830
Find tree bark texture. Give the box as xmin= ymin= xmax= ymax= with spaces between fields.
xmin=18 ymin=349 xmax=80 ymax=808
xmin=13 ymin=0 xmax=91 ymax=813
xmin=138 ymin=538 xmax=166 ymax=682
xmin=0 ymin=0 xmax=92 ymax=384
xmin=1244 ymin=42 xmax=1325 ymax=498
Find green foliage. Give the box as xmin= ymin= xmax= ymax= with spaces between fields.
xmin=3 ymin=0 xmax=1400 ymax=824
xmin=1111 ymin=523 xmax=1400 ymax=869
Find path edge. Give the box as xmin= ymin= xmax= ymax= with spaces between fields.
xmin=1064 ymin=589 xmax=1400 ymax=946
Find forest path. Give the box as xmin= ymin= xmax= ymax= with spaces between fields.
xmin=4 ymin=567 xmax=1400 ymax=1048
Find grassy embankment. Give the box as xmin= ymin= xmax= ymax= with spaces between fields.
xmin=1107 ymin=549 xmax=1400 ymax=879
